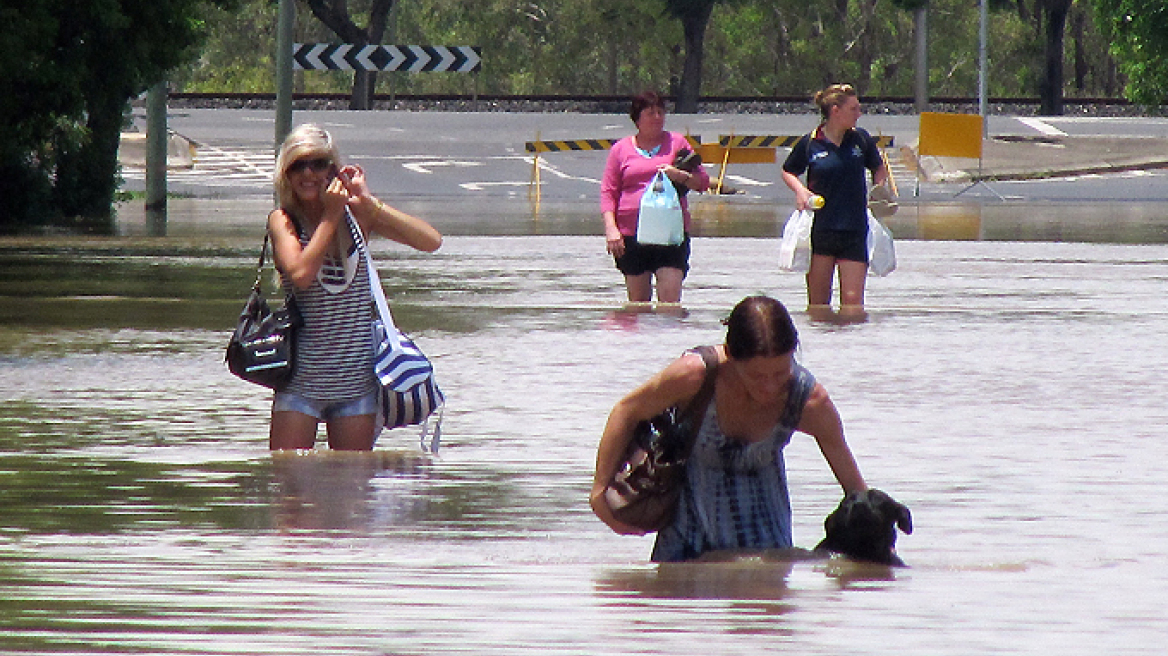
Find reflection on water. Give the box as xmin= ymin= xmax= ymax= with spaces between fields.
xmin=3 ymin=202 xmax=1168 ymax=654
xmin=271 ymin=450 xmax=431 ymax=530
xmin=111 ymin=196 xmax=1168 ymax=243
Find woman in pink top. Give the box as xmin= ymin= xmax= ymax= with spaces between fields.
xmin=601 ymin=91 xmax=710 ymax=304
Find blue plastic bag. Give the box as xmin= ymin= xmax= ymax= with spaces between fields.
xmin=636 ymin=171 xmax=684 ymax=246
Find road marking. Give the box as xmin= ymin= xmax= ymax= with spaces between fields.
xmin=459 ymin=181 xmax=531 ymax=191
xmin=1017 ymin=117 xmax=1067 ymax=137
xmin=723 ymin=174 xmax=772 ymax=187
xmin=401 ymin=160 xmax=482 ymax=174
xmin=532 ymin=157 xmax=601 ymax=184
xmin=121 ymin=143 xmax=274 ymax=189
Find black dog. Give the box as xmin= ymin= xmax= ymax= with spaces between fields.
xmin=814 ymin=489 xmax=912 ymax=566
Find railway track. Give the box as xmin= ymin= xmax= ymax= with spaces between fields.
xmin=164 ymin=92 xmax=1142 ymax=117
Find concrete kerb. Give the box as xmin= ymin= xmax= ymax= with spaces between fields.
xmin=117 ymin=131 xmax=196 ymax=169
xmin=906 ymin=134 xmax=1168 ymax=183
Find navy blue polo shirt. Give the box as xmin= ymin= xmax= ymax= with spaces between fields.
xmin=782 ymin=127 xmax=883 ymax=232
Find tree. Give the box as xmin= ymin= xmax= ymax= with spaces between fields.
xmin=0 ymin=0 xmax=238 ymax=229
xmin=303 ymin=0 xmax=394 ymax=109
xmin=887 ymin=0 xmax=929 ymax=109
xmin=1090 ymin=0 xmax=1168 ymax=104
xmin=1035 ymin=0 xmax=1073 ymax=115
xmin=663 ymin=0 xmax=726 ymax=113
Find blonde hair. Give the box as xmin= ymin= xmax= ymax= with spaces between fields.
xmin=813 ymin=84 xmax=857 ymax=121
xmin=273 ymin=123 xmax=342 ymax=214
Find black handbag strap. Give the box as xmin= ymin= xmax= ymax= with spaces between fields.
xmin=677 ymin=345 xmax=720 ymax=460
xmin=250 ymin=232 xmax=271 ymax=294
xmin=253 ymin=213 xmax=302 ymax=294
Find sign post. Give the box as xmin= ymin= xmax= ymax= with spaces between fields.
xmin=275 ymin=0 xmax=295 ymax=151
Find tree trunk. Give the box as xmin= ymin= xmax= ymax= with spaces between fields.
xmin=1039 ymin=0 xmax=1071 ymax=115
xmin=855 ymin=0 xmax=878 ymax=94
xmin=1071 ymin=6 xmax=1087 ymax=92
xmin=676 ymin=3 xmax=715 ymax=114
xmin=351 ymin=70 xmax=374 ymax=110
xmin=913 ymin=5 xmax=928 ymax=112
xmin=306 ymin=0 xmax=392 ymax=110
xmin=54 ymin=89 xmax=124 ymax=227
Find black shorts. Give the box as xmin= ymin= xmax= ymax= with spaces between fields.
xmin=614 ymin=234 xmax=691 ymax=277
xmin=811 ymin=228 xmax=868 ymax=264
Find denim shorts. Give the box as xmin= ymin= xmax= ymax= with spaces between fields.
xmin=272 ymin=390 xmax=379 ymax=421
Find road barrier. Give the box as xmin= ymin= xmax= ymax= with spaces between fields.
xmin=525 ymin=133 xmax=896 ymax=197
xmin=526 ymin=135 xmax=700 ymax=198
xmin=916 ymin=112 xmax=998 ymax=197
xmin=718 ymin=135 xmax=895 ymax=148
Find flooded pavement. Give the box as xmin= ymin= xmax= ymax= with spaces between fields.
xmin=2 ymin=196 xmax=1168 ymax=655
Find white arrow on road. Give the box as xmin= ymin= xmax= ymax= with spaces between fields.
xmin=401 ymin=160 xmax=483 ymax=174
xmin=459 ymin=181 xmax=532 ymax=191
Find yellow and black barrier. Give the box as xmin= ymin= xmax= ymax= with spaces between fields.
xmin=718 ymin=134 xmax=894 ymax=148
xmin=525 ymin=135 xmax=700 ymax=153
xmin=525 ymin=139 xmax=620 ymax=153
xmin=708 ymin=134 xmax=896 ymax=194
xmin=525 ymin=133 xmax=896 ymax=197
xmin=526 ymin=134 xmax=701 ymax=198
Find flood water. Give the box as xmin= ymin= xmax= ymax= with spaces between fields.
xmin=3 ymin=196 xmax=1168 ymax=655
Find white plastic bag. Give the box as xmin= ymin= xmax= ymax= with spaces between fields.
xmin=778 ymin=209 xmax=814 ymax=273
xmin=636 ymin=171 xmax=684 ymax=246
xmin=867 ymin=211 xmax=896 ymax=277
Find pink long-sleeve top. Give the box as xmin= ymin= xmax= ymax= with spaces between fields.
xmin=600 ymin=131 xmax=710 ymax=237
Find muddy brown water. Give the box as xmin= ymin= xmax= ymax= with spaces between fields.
xmin=1 ymin=197 xmax=1166 ymax=654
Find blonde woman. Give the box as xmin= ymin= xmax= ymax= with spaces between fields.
xmin=781 ymin=84 xmax=888 ymax=315
xmin=267 ymin=124 xmax=442 ymax=451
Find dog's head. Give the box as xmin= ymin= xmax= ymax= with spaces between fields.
xmin=815 ymin=489 xmax=912 ymax=566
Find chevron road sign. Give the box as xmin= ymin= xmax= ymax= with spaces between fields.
xmin=293 ymin=44 xmax=482 ymax=73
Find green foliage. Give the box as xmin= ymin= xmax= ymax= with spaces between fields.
xmin=171 ymin=0 xmax=1132 ymax=102
xmin=890 ymin=0 xmax=929 ymax=11
xmin=174 ymin=1 xmax=279 ymax=92
xmin=0 ymin=0 xmax=239 ymax=229
xmin=1090 ymin=0 xmax=1168 ymax=104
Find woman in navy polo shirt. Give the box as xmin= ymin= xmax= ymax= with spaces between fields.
xmin=781 ymin=84 xmax=888 ymax=316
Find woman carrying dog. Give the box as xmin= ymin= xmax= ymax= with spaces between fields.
xmin=781 ymin=84 xmax=888 ymax=316
xmin=590 ymin=295 xmax=868 ymax=561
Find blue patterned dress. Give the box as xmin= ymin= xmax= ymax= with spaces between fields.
xmin=651 ymin=363 xmax=816 ymax=562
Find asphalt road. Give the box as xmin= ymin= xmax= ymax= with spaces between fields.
xmin=125 ymin=108 xmax=1168 ymax=203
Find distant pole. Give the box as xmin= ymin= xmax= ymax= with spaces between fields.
xmin=913 ymin=5 xmax=928 ymax=113
xmin=145 ymin=81 xmax=168 ymax=231
xmin=978 ymin=0 xmax=988 ymax=136
xmin=275 ymin=0 xmax=295 ymax=150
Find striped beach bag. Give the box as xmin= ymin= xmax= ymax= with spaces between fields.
xmin=353 ymin=214 xmax=444 ymax=451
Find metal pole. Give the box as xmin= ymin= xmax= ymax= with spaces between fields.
xmin=275 ymin=0 xmax=295 ymax=150
xmin=978 ymin=0 xmax=988 ymax=136
xmin=145 ymin=81 xmax=168 ymax=232
xmin=913 ymin=6 xmax=928 ymax=113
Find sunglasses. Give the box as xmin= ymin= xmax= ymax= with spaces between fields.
xmin=287 ymin=157 xmax=333 ymax=174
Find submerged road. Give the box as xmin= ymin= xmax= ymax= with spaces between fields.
xmin=123 ymin=108 xmax=1168 ymax=203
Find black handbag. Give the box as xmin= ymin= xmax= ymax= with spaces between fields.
xmin=671 ymin=147 xmax=703 ymax=197
xmin=603 ymin=345 xmax=719 ymax=531
xmin=225 ymin=233 xmax=302 ymax=390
